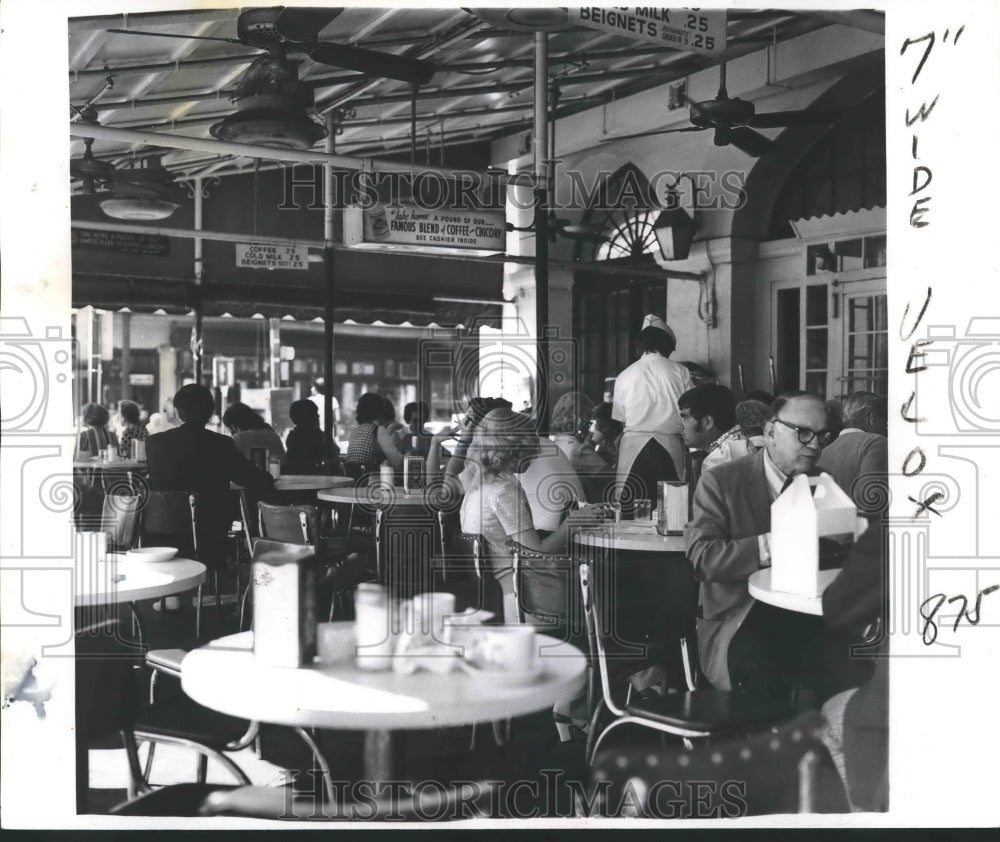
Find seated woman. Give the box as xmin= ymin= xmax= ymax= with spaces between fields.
xmin=78 ymin=402 xmax=118 ymax=458
xmin=222 ymin=402 xmax=286 ymax=469
xmin=457 ymin=408 xmax=568 ymax=624
xmin=393 ymin=400 xmax=433 ymax=458
xmin=285 ymin=398 xmax=335 ymax=474
xmin=345 ymin=392 xmax=404 ymax=474
xmin=116 ymin=400 xmax=147 ymax=459
xmin=550 ymin=392 xmax=608 ymax=498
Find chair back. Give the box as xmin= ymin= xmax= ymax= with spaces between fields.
xmin=589 ymin=711 xmax=827 ymax=817
xmin=579 ymin=537 xmax=698 ymax=703
xmin=430 ymin=530 xmax=503 ymax=618
xmin=343 ymin=461 xmax=368 ymax=480
xmin=374 ymin=506 xmax=437 ymax=599
xmin=139 ymin=491 xmax=198 ymax=559
xmin=509 ymin=541 xmax=585 ymax=643
xmin=101 ymin=494 xmax=142 ymax=551
xmin=257 ymin=501 xmax=318 ymax=546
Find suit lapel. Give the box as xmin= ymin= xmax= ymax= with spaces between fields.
xmin=744 ymin=450 xmax=771 ymax=532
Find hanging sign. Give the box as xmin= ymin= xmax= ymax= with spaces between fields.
xmin=72 ymin=228 xmax=170 ymax=256
xmin=568 ymin=8 xmax=727 ymax=56
xmin=128 ymin=373 xmax=155 ymax=386
xmin=235 ymin=243 xmax=309 ymax=270
xmin=344 ymin=205 xmax=506 ymax=257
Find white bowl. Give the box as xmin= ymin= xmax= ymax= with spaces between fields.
xmin=127 ymin=547 xmax=178 ymax=563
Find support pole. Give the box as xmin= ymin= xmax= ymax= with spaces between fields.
xmin=323 ymin=112 xmax=337 ymax=460
xmin=120 ymin=311 xmax=132 ymax=401
xmin=533 ymin=32 xmax=550 ymax=432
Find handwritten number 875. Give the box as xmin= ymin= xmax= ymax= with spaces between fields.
xmin=919 ymin=585 xmax=999 ymax=645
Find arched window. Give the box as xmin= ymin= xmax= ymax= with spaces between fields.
xmin=595 ymin=209 xmax=662 ymax=261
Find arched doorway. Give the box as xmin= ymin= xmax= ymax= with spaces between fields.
xmin=571 ymin=165 xmax=667 ymax=401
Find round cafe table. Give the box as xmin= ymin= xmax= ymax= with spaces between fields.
xmin=571 ymin=519 xmax=686 ymax=553
xmin=232 ymin=475 xmax=354 ymax=493
xmin=747 ymin=568 xmax=840 ymax=616
xmin=316 ymin=484 xmax=438 ymax=508
xmin=74 ymin=554 xmax=206 ymax=607
xmin=73 ymin=458 xmax=146 ymax=471
xmin=182 ymin=630 xmax=587 ymax=781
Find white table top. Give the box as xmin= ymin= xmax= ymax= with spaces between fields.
xmin=316 ymin=485 xmax=436 ymax=507
xmin=273 ymin=475 xmax=354 ymax=492
xmin=182 ymin=631 xmax=587 ymax=731
xmin=232 ymin=475 xmax=354 ymax=492
xmin=74 ymin=459 xmax=146 ymax=471
xmin=571 ymin=520 xmax=686 ymax=553
xmin=74 ymin=554 xmax=206 ymax=607
xmin=748 ymin=568 xmax=841 ymax=616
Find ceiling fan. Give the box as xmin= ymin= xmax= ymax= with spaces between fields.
xmin=72 ymin=106 xmax=183 ymax=219
xmin=107 ymin=6 xmax=437 ymax=85
xmin=601 ymin=58 xmax=840 ymax=156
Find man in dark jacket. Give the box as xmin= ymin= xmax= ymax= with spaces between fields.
xmin=146 ymin=384 xmax=274 ymax=567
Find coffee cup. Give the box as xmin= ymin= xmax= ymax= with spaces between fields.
xmin=316 ymin=621 xmax=355 ymax=664
xmin=469 ymin=626 xmax=537 ymax=673
xmin=406 ymin=591 xmax=456 ymax=641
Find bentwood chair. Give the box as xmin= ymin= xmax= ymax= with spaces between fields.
xmin=578 ymin=545 xmax=793 ymax=764
xmin=587 ymin=711 xmax=841 ymax=817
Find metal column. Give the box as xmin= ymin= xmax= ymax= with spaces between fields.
xmin=533 ymin=32 xmax=550 ymax=431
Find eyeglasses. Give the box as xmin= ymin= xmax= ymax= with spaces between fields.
xmin=772 ymin=417 xmax=835 ymax=446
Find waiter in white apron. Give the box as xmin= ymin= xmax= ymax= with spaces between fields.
xmin=611 ymin=314 xmax=693 ymax=494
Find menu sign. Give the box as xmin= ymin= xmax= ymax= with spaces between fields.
xmin=344 ymin=204 xmax=506 ymax=256
xmin=71 ymin=228 xmax=170 ymax=256
xmin=235 ymin=243 xmax=309 ymax=270
xmin=568 ymin=7 xmax=727 ymax=56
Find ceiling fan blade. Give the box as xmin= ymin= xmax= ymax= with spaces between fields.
xmin=726 ymin=126 xmax=775 ymax=157
xmin=748 ymin=109 xmax=841 ymax=128
xmin=105 ymin=28 xmax=244 ymax=45
xmin=274 ymin=7 xmax=345 ymax=42
xmin=307 ymin=41 xmax=437 ymax=85
xmin=600 ymin=126 xmax=706 ymax=144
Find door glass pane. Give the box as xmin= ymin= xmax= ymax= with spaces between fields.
xmin=806 ymin=285 xmax=828 ymax=326
xmin=776 ymin=288 xmax=800 ymax=391
xmin=805 ymin=372 xmax=826 ymax=397
xmin=806 ymin=328 xmax=827 ymax=369
xmin=843 ymin=292 xmax=888 ymax=399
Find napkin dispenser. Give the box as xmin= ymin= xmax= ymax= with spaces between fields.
xmin=770 ymin=473 xmax=856 ymax=597
xmin=656 ymin=481 xmax=689 ymax=536
xmin=252 ymin=540 xmax=318 ymax=668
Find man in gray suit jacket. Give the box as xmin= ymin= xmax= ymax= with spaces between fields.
xmin=685 ymin=392 xmax=839 ymax=700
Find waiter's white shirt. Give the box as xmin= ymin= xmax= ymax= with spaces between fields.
xmin=611 ymin=353 xmax=692 ymax=435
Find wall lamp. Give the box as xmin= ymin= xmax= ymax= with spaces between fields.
xmin=652 ymin=175 xmax=698 ymax=261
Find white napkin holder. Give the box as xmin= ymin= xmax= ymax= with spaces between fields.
xmin=770 ymin=473 xmax=856 ymax=597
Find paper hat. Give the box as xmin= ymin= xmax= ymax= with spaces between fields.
xmin=641 ymin=313 xmax=675 ymax=342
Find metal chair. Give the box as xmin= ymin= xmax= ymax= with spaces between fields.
xmin=257 ymin=500 xmax=375 ymax=621
xmin=578 ymin=543 xmax=793 ymax=764
xmin=138 ymin=490 xmax=211 ymax=638
xmin=75 ymin=627 xmax=254 ymax=815
xmin=587 ymin=710 xmax=833 ymax=817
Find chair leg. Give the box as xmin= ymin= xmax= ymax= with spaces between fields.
xmin=196 ymin=753 xmax=208 ymax=784
xmin=142 ymin=741 xmax=157 ymax=784
xmin=294 ymin=727 xmax=334 ymax=805
xmin=195 ymin=584 xmax=203 ymax=639
xmin=214 ymin=570 xmax=223 ymax=618
xmin=239 ymin=583 xmax=252 ymax=632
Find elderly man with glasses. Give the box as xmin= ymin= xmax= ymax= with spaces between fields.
xmin=685 ymin=390 xmax=859 ymax=705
